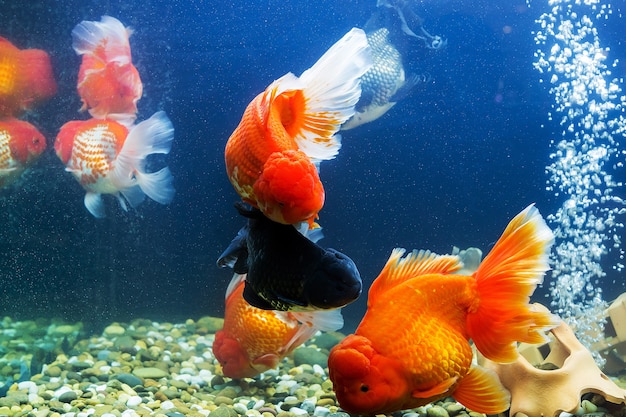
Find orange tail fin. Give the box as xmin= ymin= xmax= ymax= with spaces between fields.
xmin=467 ymin=204 xmax=558 ymax=363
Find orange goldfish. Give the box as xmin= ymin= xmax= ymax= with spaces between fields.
xmin=328 ymin=205 xmax=558 ymax=415
xmin=0 ymin=118 xmax=46 ymax=187
xmin=54 ymin=111 xmax=174 ymax=218
xmin=71 ymin=16 xmax=142 ymax=124
xmin=0 ymin=37 xmax=57 ymax=117
xmin=224 ymin=28 xmax=371 ymax=226
xmin=213 ymin=273 xmax=343 ymax=379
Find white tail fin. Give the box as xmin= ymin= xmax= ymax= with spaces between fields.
xmin=112 ymin=111 xmax=175 ymax=206
xmin=294 ymin=28 xmax=372 ymax=161
xmin=72 ymin=15 xmax=132 ymax=64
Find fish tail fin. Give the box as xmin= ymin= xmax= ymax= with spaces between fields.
xmin=265 ymin=28 xmax=371 ymax=162
xmin=72 ymin=16 xmax=132 ymax=63
xmin=467 ymin=204 xmax=558 ymax=363
xmin=112 ymin=111 xmax=175 ymax=205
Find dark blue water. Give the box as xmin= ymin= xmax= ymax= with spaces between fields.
xmin=0 ymin=0 xmax=623 ymax=332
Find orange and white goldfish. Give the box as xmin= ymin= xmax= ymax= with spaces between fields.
xmin=328 ymin=205 xmax=558 ymax=415
xmin=0 ymin=118 xmax=46 ymax=187
xmin=0 ymin=37 xmax=57 ymax=117
xmin=71 ymin=16 xmax=142 ymax=125
xmin=54 ymin=111 xmax=174 ymax=218
xmin=224 ymin=28 xmax=371 ymax=226
xmin=213 ymin=273 xmax=343 ymax=379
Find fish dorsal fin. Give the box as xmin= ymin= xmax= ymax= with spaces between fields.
xmin=368 ymin=248 xmax=463 ymax=302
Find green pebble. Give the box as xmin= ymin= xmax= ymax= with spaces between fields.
xmin=58 ymin=391 xmax=78 ymax=403
xmin=293 ymin=347 xmax=328 ymax=367
xmin=214 ymin=396 xmax=234 ymax=406
xmin=46 ymin=366 xmax=62 ymax=378
xmin=445 ymin=404 xmax=465 ymax=416
xmin=132 ymin=367 xmax=169 ymax=379
xmin=210 ymin=405 xmax=238 ymax=417
xmin=427 ymin=405 xmax=449 ymax=417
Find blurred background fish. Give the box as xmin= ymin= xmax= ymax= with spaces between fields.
xmin=0 ymin=36 xmax=56 ymax=117
xmin=72 ymin=16 xmax=142 ymax=126
xmin=224 ymin=28 xmax=371 ymax=226
xmin=217 ymin=202 xmax=362 ymax=312
xmin=213 ymin=273 xmax=343 ymax=379
xmin=54 ymin=112 xmax=175 ymax=218
xmin=0 ymin=118 xmax=46 ymax=188
xmin=342 ymin=0 xmax=444 ymax=130
xmin=328 ymin=205 xmax=558 ymax=415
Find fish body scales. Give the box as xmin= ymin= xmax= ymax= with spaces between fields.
xmin=0 ymin=128 xmax=16 ymax=170
xmin=69 ymin=123 xmax=121 ymax=193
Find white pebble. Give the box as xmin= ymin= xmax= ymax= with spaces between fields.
xmin=312 ymin=364 xmax=326 ymax=376
xmin=245 ymin=411 xmax=261 ymax=417
xmin=54 ymin=386 xmax=73 ymax=398
xmin=160 ymin=401 xmax=176 ymax=410
xmin=121 ymin=410 xmax=140 ymax=417
xmin=62 ymin=413 xmax=76 ymax=417
xmin=17 ymin=381 xmax=37 ymax=394
xmin=101 ymin=414 xmax=117 ymax=417
xmin=233 ymin=404 xmax=248 ymax=415
xmin=289 ymin=407 xmax=309 ymax=417
xmin=313 ymin=407 xmax=330 ymax=417
xmin=126 ymin=396 xmax=143 ymax=407
xmin=253 ymin=400 xmax=265 ymax=410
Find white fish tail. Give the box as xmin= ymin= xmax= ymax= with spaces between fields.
xmin=292 ymin=28 xmax=372 ymax=161
xmin=72 ymin=15 xmax=132 ymax=63
xmin=112 ymin=111 xmax=175 ymax=206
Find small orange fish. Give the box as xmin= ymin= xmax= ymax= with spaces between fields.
xmin=0 ymin=117 xmax=46 ymax=187
xmin=72 ymin=16 xmax=142 ymax=124
xmin=224 ymin=28 xmax=371 ymax=226
xmin=213 ymin=273 xmax=343 ymax=379
xmin=0 ymin=37 xmax=57 ymax=117
xmin=328 ymin=205 xmax=558 ymax=415
xmin=54 ymin=111 xmax=174 ymax=217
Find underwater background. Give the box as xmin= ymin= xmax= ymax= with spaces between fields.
xmin=0 ymin=0 xmax=624 ymax=335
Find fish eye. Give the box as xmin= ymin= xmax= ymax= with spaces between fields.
xmin=360 ymin=384 xmax=369 ymax=393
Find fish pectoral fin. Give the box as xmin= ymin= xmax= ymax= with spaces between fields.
xmin=252 ymin=353 xmax=281 ymax=370
xmin=411 ymin=376 xmax=458 ymax=399
xmin=451 ymin=365 xmax=511 ymax=415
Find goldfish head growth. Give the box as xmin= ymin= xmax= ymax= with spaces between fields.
xmin=213 ymin=330 xmax=274 ymax=379
xmin=328 ymin=335 xmax=411 ymax=415
xmin=253 ymin=149 xmax=324 ymax=225
xmin=0 ymin=37 xmax=56 ymax=117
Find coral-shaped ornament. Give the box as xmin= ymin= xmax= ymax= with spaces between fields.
xmin=480 ymin=304 xmax=626 ymax=417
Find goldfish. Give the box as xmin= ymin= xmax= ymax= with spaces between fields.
xmin=54 ymin=111 xmax=174 ymax=218
xmin=0 ymin=37 xmax=57 ymax=117
xmin=328 ymin=204 xmax=558 ymax=415
xmin=217 ymin=202 xmax=362 ymax=312
xmin=0 ymin=117 xmax=46 ymax=187
xmin=213 ymin=272 xmax=343 ymax=379
xmin=224 ymin=28 xmax=371 ymax=226
xmin=71 ymin=16 xmax=142 ymax=124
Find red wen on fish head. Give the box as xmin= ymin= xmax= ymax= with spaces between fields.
xmin=213 ymin=330 xmax=260 ymax=379
xmin=329 ymin=335 xmax=410 ymax=415
xmin=253 ymin=149 xmax=324 ymax=225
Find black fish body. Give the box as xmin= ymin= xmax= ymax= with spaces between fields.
xmin=217 ymin=203 xmax=362 ymax=311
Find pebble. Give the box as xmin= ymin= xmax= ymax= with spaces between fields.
xmin=1 ymin=315 xmax=608 ymax=417
xmin=427 ymin=405 xmax=449 ymax=417
xmin=132 ymin=368 xmax=169 ymax=379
